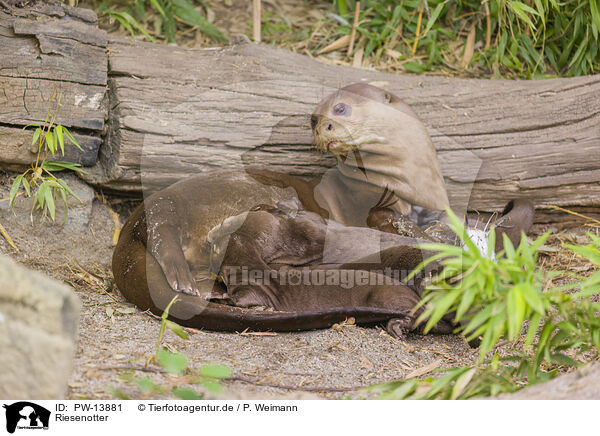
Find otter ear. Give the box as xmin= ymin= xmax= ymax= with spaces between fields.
xmin=383 ymin=92 xmax=392 ymax=104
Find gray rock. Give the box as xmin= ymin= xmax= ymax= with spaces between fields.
xmin=0 ymin=254 xmax=80 ymax=399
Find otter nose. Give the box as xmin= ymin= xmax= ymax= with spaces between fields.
xmin=310 ymin=115 xmax=319 ymax=130
xmin=313 ymin=119 xmax=334 ymax=137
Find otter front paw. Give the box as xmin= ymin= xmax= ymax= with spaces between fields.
xmin=161 ymin=260 xmax=199 ymax=296
xmin=386 ymin=317 xmax=415 ymax=340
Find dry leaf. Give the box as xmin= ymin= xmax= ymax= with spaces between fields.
xmin=317 ymin=34 xmax=351 ymax=55
xmin=385 ymin=49 xmax=403 ymax=59
xmin=461 ymin=26 xmax=476 ymax=68
xmin=110 ymin=209 xmax=121 ymax=247
xmin=116 ymin=307 xmax=136 ymax=315
xmin=406 ymin=359 xmax=441 ymax=379
xmin=332 ymin=317 xmax=356 ymax=330
xmin=352 ymin=47 xmax=364 ymax=68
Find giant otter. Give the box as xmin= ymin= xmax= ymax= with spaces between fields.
xmin=112 ymin=83 xmax=535 ymax=337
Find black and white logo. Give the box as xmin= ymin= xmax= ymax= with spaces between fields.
xmin=3 ymin=402 xmax=50 ymax=433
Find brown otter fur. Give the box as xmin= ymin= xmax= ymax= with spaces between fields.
xmin=112 ymin=172 xmax=450 ymax=337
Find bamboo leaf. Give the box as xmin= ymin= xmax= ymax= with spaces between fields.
xmin=21 ymin=177 xmax=30 ymax=197
xmin=518 ymin=282 xmax=545 ymax=314
xmin=198 ymin=364 xmax=232 ymax=379
xmin=164 ymin=320 xmax=189 ymax=340
xmin=172 ymin=387 xmax=202 ymax=400
xmin=45 ymin=131 xmax=56 ymax=154
xmin=44 ymin=186 xmax=55 ymax=221
xmin=424 ymin=289 xmax=462 ymax=333
xmin=509 ymin=1 xmax=538 ymax=31
xmin=450 ymin=367 xmax=477 ymax=400
xmin=507 ymin=286 xmax=526 ymax=340
xmin=63 ymin=127 xmax=83 ymax=151
xmin=9 ymin=175 xmax=22 ymax=208
xmin=59 ymin=186 xmax=68 ymax=222
xmin=157 ymin=349 xmax=188 ymax=375
xmin=56 ymin=178 xmax=81 ymax=202
xmin=422 ymin=2 xmax=445 ymax=36
xmin=171 ymin=0 xmax=227 ymax=42
xmin=55 ymin=125 xmax=65 ymax=155
xmin=31 ymin=127 xmax=41 ymax=147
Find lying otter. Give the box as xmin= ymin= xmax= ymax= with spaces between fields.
xmin=205 ymin=204 xmax=453 ymax=338
xmin=112 ymin=170 xmax=534 ymax=338
xmin=112 ymin=171 xmax=437 ymax=336
xmin=112 ymin=171 xmax=451 ymax=337
xmin=246 ymin=82 xmax=449 ymax=228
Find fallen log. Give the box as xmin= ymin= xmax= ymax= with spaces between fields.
xmin=0 ymin=2 xmax=599 ymax=218
xmin=87 ymin=37 xmax=600 ymax=213
xmin=0 ymin=1 xmax=106 ymax=168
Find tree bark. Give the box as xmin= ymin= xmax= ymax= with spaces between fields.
xmin=87 ymin=37 xmax=600 ymax=212
xmin=0 ymin=1 xmax=106 ymax=168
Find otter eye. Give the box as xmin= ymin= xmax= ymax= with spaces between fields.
xmin=332 ymin=103 xmax=349 ymax=116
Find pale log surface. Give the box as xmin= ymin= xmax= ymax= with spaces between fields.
xmin=0 ymin=2 xmax=598 ymax=213
xmin=85 ymin=37 xmax=600 ymax=212
xmin=0 ymin=1 xmax=107 ymax=168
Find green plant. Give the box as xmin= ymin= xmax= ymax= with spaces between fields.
xmin=97 ymin=0 xmax=227 ymax=44
xmin=10 ymin=89 xmax=86 ymax=223
xmin=110 ymin=297 xmax=232 ymax=399
xmin=260 ymin=11 xmax=292 ymax=38
xmin=367 ymin=212 xmax=600 ymax=399
xmin=327 ymin=0 xmax=600 ymax=77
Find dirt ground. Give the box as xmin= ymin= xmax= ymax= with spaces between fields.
xmin=0 ymin=171 xmax=597 ymax=399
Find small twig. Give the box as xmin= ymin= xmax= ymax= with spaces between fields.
xmin=0 ymin=220 xmax=18 ymax=252
xmin=411 ymin=0 xmax=425 ymax=55
xmin=252 ymin=0 xmax=261 ymax=43
xmin=483 ymin=0 xmax=491 ymax=49
xmin=347 ymin=1 xmax=361 ymax=56
xmin=545 ymin=205 xmax=600 ymax=227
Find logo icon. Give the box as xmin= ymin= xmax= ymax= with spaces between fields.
xmin=3 ymin=402 xmax=50 ymax=433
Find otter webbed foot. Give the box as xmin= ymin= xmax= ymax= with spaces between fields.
xmin=160 ymin=258 xmax=200 ymax=296
xmin=386 ymin=317 xmax=415 ymax=340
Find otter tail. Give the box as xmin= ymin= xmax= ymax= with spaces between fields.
xmin=493 ymin=199 xmax=535 ymax=252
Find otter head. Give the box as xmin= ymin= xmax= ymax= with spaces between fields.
xmin=311 ymin=82 xmax=451 ymax=213
xmin=311 ymin=83 xmax=403 ymax=156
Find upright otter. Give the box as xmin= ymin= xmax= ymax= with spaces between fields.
xmin=248 ymin=83 xmax=449 ymax=228
xmin=250 ymin=83 xmax=533 ymax=251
